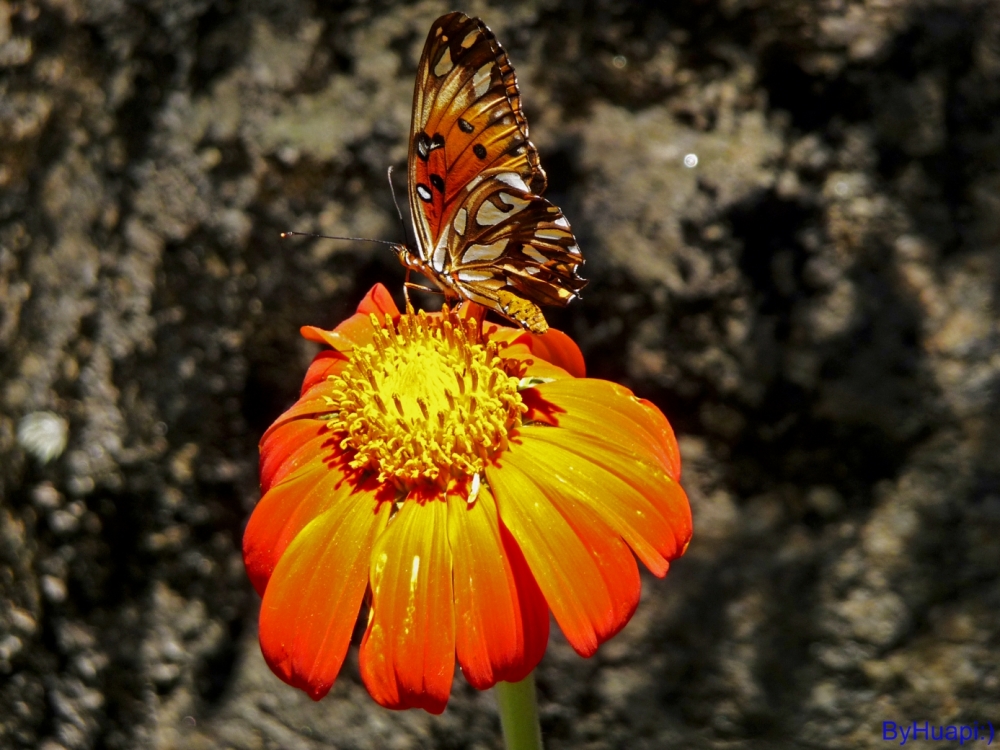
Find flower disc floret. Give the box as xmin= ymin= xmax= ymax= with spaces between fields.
xmin=328 ymin=309 xmax=527 ymax=486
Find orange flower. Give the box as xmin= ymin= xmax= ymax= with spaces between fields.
xmin=243 ymin=284 xmax=692 ymax=714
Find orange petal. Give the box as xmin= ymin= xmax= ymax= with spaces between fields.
xmin=301 ymin=350 xmax=349 ymax=394
xmin=486 ymin=460 xmax=640 ymax=657
xmin=495 ymin=341 xmax=574 ymax=382
xmin=500 ymin=520 xmax=550 ymax=680
xmin=448 ymin=486 xmax=549 ymax=690
xmin=300 ymin=285 xmax=401 ymax=354
xmin=259 ymin=381 xmax=339 ymax=444
xmin=244 ymin=455 xmax=351 ymax=595
xmin=360 ymin=493 xmax=456 ymax=714
xmin=257 ymin=478 xmax=391 ymax=700
xmin=300 ymin=323 xmax=369 ymax=354
xmin=356 ymin=283 xmax=400 ymax=317
xmin=524 ymin=328 xmax=586 ymax=378
xmin=638 ymin=398 xmax=682 ymax=480
xmin=484 ymin=324 xmax=584 ymax=377
xmin=509 ymin=433 xmax=690 ymax=577
xmin=455 ymin=299 xmax=488 ymax=329
xmin=259 ymin=417 xmax=338 ymax=494
xmin=521 ymin=379 xmax=682 ymax=481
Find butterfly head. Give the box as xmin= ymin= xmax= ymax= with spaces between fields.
xmin=391 ymin=243 xmax=432 ymax=278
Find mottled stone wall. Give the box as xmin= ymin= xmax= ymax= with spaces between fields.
xmin=1 ymin=0 xmax=998 ymax=748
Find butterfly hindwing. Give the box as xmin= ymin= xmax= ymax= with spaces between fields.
xmin=442 ymin=169 xmax=584 ymax=306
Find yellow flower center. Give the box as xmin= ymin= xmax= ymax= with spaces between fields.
xmin=328 ymin=309 xmax=527 ymax=487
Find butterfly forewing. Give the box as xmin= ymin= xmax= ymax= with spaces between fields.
xmin=404 ymin=12 xmax=585 ymax=332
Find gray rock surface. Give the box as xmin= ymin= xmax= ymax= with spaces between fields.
xmin=1 ymin=0 xmax=998 ymax=747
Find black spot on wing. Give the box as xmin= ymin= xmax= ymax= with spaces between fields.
xmin=416 ymin=133 xmax=431 ymax=161
xmin=458 ymin=118 xmax=474 ymax=133
xmin=473 ymin=143 xmax=487 ymax=159
xmin=415 ymin=132 xmax=446 ymax=162
xmin=430 ymin=174 xmax=445 ymax=192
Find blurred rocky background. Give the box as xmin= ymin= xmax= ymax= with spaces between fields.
xmin=2 ymin=0 xmax=999 ymax=747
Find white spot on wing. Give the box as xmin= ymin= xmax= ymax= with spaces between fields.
xmin=475 ymin=192 xmax=529 ymax=226
xmin=453 ymin=208 xmax=467 ymax=236
xmin=458 ymin=269 xmax=496 ymax=282
xmin=476 ymin=201 xmax=506 ymax=226
xmin=462 ymin=238 xmax=509 ymax=264
xmin=473 ymin=63 xmax=492 ymax=98
xmin=431 ymin=236 xmax=449 ymax=273
xmin=522 ymin=245 xmax=548 ymax=264
xmin=535 ymin=229 xmax=568 ymax=240
xmin=567 ymin=245 xmax=581 ymax=255
xmin=434 ymin=47 xmax=453 ymax=76
xmin=554 ymin=216 xmax=571 ymax=228
xmin=495 ymin=172 xmax=530 ymax=193
xmin=501 ymin=193 xmax=529 ymax=213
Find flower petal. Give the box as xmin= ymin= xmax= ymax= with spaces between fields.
xmin=356 ymin=283 xmax=401 ymax=317
xmin=360 ymin=493 xmax=455 ymax=714
xmin=244 ymin=454 xmax=352 ymax=595
xmin=638 ymin=398 xmax=682 ymax=480
xmin=521 ymin=379 xmax=681 ymax=481
xmin=448 ymin=486 xmax=549 ymax=690
xmin=481 ymin=322 xmax=584 ymax=377
xmin=300 ymin=284 xmax=402 ymax=354
xmin=301 ymin=350 xmax=349 ymax=394
xmin=257 ymin=478 xmax=391 ymax=700
xmin=259 ymin=418 xmax=338 ymax=494
xmin=490 ymin=341 xmax=573 ymax=384
xmin=486 ymin=459 xmax=640 ymax=657
xmin=510 ymin=433 xmax=690 ymax=576
xmin=259 ymin=380 xmax=340 ymax=446
xmin=498 ymin=521 xmax=550 ymax=680
xmin=524 ymin=328 xmax=586 ymax=378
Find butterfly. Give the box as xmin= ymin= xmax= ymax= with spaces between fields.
xmin=391 ymin=11 xmax=586 ymax=334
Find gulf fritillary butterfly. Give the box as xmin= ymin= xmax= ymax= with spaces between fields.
xmin=391 ymin=11 xmax=586 ymax=334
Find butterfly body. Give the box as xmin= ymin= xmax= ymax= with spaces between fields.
xmin=396 ymin=12 xmax=586 ymax=334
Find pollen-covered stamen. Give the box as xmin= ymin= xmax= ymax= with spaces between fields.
xmin=328 ymin=308 xmax=527 ymax=486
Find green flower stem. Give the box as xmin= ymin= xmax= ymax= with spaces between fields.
xmin=495 ymin=672 xmax=544 ymax=750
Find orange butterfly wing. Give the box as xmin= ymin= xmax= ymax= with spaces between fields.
xmin=403 ymin=12 xmax=585 ymax=333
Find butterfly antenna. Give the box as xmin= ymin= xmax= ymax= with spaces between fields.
xmin=279 ymin=231 xmax=398 ymax=247
xmin=387 ymin=166 xmax=409 ymax=244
